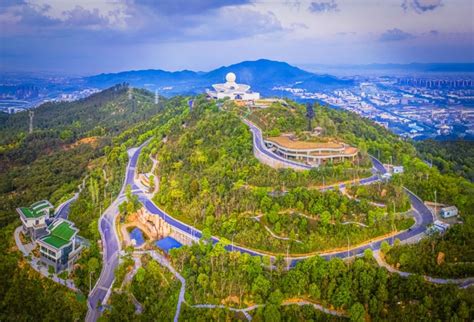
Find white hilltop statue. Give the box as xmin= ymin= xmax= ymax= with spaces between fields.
xmin=207 ymin=72 xmax=260 ymax=101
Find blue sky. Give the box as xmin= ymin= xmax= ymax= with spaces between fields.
xmin=0 ymin=0 xmax=473 ymax=74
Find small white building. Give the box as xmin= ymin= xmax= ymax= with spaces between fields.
xmin=207 ymin=72 xmax=260 ymax=101
xmin=392 ymin=166 xmax=404 ymax=174
xmin=440 ymin=206 xmax=458 ymax=218
xmin=381 ymin=173 xmax=392 ymax=181
xmin=430 ymin=220 xmax=450 ymax=234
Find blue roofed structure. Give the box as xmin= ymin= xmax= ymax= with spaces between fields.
xmin=155 ymin=236 xmax=182 ymax=253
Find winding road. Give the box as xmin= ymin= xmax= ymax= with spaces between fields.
xmin=86 ymin=144 xmax=148 ymax=322
xmin=128 ymin=122 xmax=434 ymax=266
xmin=84 ymin=120 xmax=437 ymax=320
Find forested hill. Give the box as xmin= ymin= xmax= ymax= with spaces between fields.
xmin=415 ymin=139 xmax=474 ymax=182
xmin=0 ymin=85 xmax=190 ymax=320
xmin=0 ymin=83 xmax=162 ymax=145
xmin=0 ymin=84 xmax=165 ymax=144
xmin=0 ymin=84 xmax=173 ymax=228
xmin=0 ymin=84 xmax=167 ymax=171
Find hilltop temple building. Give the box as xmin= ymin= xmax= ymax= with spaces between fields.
xmin=264 ymin=135 xmax=359 ymax=166
xmin=207 ymin=72 xmax=260 ymax=100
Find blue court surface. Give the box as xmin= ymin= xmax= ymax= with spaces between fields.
xmin=130 ymin=227 xmax=145 ymax=246
xmin=155 ymin=236 xmax=182 ymax=253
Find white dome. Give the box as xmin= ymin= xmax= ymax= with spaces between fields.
xmin=225 ymin=72 xmax=236 ymax=83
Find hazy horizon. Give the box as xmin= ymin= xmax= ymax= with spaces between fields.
xmin=2 ymin=60 xmax=474 ymax=78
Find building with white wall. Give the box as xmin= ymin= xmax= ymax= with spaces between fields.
xmin=440 ymin=206 xmax=458 ymax=218
xmin=264 ymin=135 xmax=358 ymax=166
xmin=37 ymin=219 xmax=83 ymax=273
xmin=17 ymin=200 xmax=54 ymax=240
xmin=207 ymin=72 xmax=260 ymax=101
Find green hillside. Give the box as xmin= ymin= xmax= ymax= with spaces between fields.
xmin=147 ymin=99 xmax=413 ymax=254
xmin=0 ymin=86 xmax=187 ymax=320
xmin=415 ymin=139 xmax=474 ymax=182
xmin=1 ymin=88 xmax=473 ymax=320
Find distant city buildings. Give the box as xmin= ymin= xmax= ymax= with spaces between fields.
xmin=272 ymin=75 xmax=474 ymax=140
xmin=207 ymin=72 xmax=260 ymax=100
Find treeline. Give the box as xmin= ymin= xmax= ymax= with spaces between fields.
xmin=174 ymin=241 xmax=473 ymax=321
xmin=108 ymin=240 xmax=474 ymax=321
xmin=415 ymin=139 xmax=474 ymax=182
xmin=0 ymin=84 xmax=158 ymax=144
xmin=0 ymin=84 xmax=161 ymax=169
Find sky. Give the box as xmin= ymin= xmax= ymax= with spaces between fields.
xmin=0 ymin=0 xmax=473 ymax=75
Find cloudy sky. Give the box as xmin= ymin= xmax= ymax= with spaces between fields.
xmin=0 ymin=0 xmax=473 ymax=74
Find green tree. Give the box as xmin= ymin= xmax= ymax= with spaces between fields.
xmin=349 ymin=302 xmax=366 ymax=322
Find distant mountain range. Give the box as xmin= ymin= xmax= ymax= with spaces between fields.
xmin=301 ymin=62 xmax=474 ymax=77
xmin=82 ymin=59 xmax=353 ymax=96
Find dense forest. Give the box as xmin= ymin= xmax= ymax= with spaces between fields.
xmin=415 ymin=139 xmax=474 ymax=182
xmin=385 ymin=216 xmax=474 ymax=278
xmin=1 ymin=86 xmax=473 ymax=320
xmin=149 ymin=99 xmax=412 ymax=254
xmin=381 ymin=140 xmax=474 ymax=279
xmin=106 ymin=240 xmax=474 ymax=321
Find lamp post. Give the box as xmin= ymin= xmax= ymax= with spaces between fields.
xmin=347 ymin=236 xmax=350 ymax=258
xmin=231 ymin=234 xmax=234 ymax=252
xmin=391 ymin=222 xmax=396 ymax=245
xmin=287 ymin=244 xmax=290 ymax=270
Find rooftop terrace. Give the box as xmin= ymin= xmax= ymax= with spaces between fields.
xmin=41 ymin=220 xmax=77 ymax=249
xmin=266 ymin=136 xmax=345 ymax=150
xmin=17 ymin=200 xmax=53 ymax=219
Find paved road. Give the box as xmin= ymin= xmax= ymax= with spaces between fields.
xmin=85 ymin=122 xmax=437 ymax=319
xmin=48 ymin=177 xmax=87 ymax=224
xmin=86 ymin=143 xmax=149 ymax=322
xmin=124 ymin=135 xmax=434 ymax=266
xmin=54 ymin=197 xmax=75 ymax=220
xmin=242 ymin=119 xmax=312 ymax=170
xmin=374 ymin=250 xmax=474 ymax=289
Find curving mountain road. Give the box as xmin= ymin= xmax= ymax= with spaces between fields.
xmin=86 ymin=144 xmax=148 ymax=322
xmin=126 ymin=129 xmax=433 ymax=264
xmin=85 ymin=120 xmax=436 ymax=320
